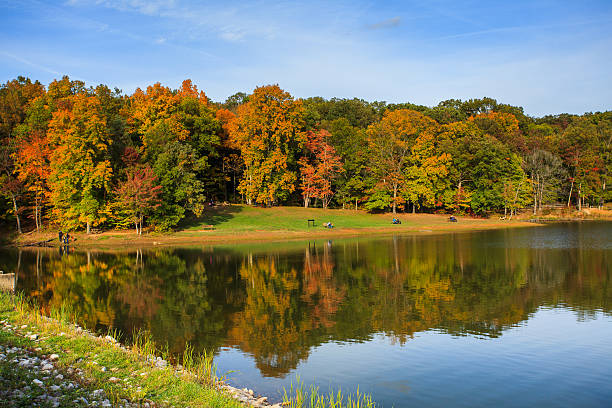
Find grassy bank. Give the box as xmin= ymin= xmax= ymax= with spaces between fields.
xmin=9 ymin=205 xmax=543 ymax=249
xmin=0 ymin=291 xmax=249 ymax=407
xmin=0 ymin=291 xmax=376 ymax=408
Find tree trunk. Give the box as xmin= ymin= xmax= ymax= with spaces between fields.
xmin=35 ymin=201 xmax=40 ymax=232
xmin=355 ymin=198 xmax=358 ymax=211
xmin=37 ymin=195 xmax=42 ymax=232
xmin=86 ymin=221 xmax=91 ymax=235
xmin=392 ymin=184 xmax=397 ymax=214
xmin=412 ymin=201 xmax=415 ymax=214
xmin=10 ymin=193 xmax=22 ymax=234
xmin=577 ymin=182 xmax=582 ymax=211
xmin=567 ymin=179 xmax=574 ymax=207
xmin=510 ymin=180 xmax=523 ymax=220
xmin=533 ymin=176 xmax=538 ymax=215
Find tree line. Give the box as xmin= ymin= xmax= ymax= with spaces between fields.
xmin=0 ymin=75 xmax=610 ymax=233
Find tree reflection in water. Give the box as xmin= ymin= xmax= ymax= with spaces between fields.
xmin=3 ymin=224 xmax=610 ymax=378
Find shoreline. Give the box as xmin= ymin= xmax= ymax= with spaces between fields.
xmin=7 ymin=216 xmax=541 ymax=251
xmin=5 ymin=205 xmax=610 ymax=250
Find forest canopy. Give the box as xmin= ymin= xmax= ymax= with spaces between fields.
xmin=1 ymin=76 xmax=610 ymax=233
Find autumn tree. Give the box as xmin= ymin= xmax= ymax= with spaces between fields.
xmin=47 ymin=94 xmax=113 ymax=233
xmin=229 ymin=85 xmax=306 ymax=205
xmin=403 ymin=129 xmax=451 ymax=212
xmin=13 ymin=133 xmax=51 ymax=231
xmin=114 ymin=164 xmax=162 ymax=234
xmin=366 ymin=109 xmax=437 ymax=213
xmin=298 ymin=130 xmax=343 ymax=208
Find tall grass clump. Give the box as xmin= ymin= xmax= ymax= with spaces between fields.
xmin=49 ymin=300 xmax=76 ymax=328
xmin=182 ymin=343 xmax=222 ymax=385
xmin=12 ymin=291 xmax=29 ymax=319
xmin=283 ymin=377 xmax=375 ymax=408
xmin=130 ymin=328 xmax=157 ymax=359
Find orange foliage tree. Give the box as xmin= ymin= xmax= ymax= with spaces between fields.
xmin=229 ymin=85 xmax=306 ymax=205
xmin=13 ymin=132 xmax=51 ymax=231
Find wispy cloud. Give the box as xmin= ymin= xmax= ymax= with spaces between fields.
xmin=433 ymin=16 xmax=612 ymax=41
xmin=366 ymin=16 xmax=401 ymax=30
xmin=70 ymin=0 xmax=178 ymax=16
xmin=0 ymin=51 xmax=63 ymax=77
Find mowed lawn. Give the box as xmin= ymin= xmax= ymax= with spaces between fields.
xmin=180 ymin=204 xmax=470 ymax=234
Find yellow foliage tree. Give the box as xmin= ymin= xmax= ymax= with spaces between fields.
xmin=229 ymin=85 xmax=306 ymax=205
xmin=47 ymin=94 xmax=112 ymax=233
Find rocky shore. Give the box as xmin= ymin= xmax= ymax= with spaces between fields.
xmin=0 ymin=343 xmax=131 ymax=407
xmin=0 ymin=314 xmax=281 ymax=408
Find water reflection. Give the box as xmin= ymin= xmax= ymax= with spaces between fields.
xmin=1 ymin=222 xmax=610 ymax=380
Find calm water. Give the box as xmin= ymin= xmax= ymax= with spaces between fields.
xmin=1 ymin=222 xmax=611 ymax=407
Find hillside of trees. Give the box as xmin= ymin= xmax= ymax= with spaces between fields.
xmin=1 ymin=76 xmax=610 ymax=234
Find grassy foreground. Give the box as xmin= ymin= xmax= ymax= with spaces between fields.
xmin=0 ymin=291 xmax=247 ymax=407
xmin=0 ymin=291 xmax=376 ymax=408
xmin=10 ymin=205 xmax=541 ymax=249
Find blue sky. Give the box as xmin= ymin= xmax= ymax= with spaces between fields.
xmin=1 ymin=0 xmax=611 ymax=116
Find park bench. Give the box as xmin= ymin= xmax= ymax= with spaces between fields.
xmin=202 ymin=225 xmax=215 ymax=230
xmin=307 ymin=219 xmax=315 ymax=227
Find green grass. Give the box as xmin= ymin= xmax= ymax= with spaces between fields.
xmin=283 ymin=377 xmax=375 ymax=408
xmin=180 ymin=204 xmax=448 ymax=234
xmin=0 ymin=291 xmax=243 ymax=408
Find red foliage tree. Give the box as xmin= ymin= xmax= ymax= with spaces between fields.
xmin=115 ymin=165 xmax=162 ymax=234
xmin=299 ymin=130 xmax=343 ymax=209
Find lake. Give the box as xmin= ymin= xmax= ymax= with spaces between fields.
xmin=1 ymin=222 xmax=610 ymax=407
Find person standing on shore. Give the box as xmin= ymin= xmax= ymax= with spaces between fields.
xmin=58 ymin=230 xmax=63 ymax=243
